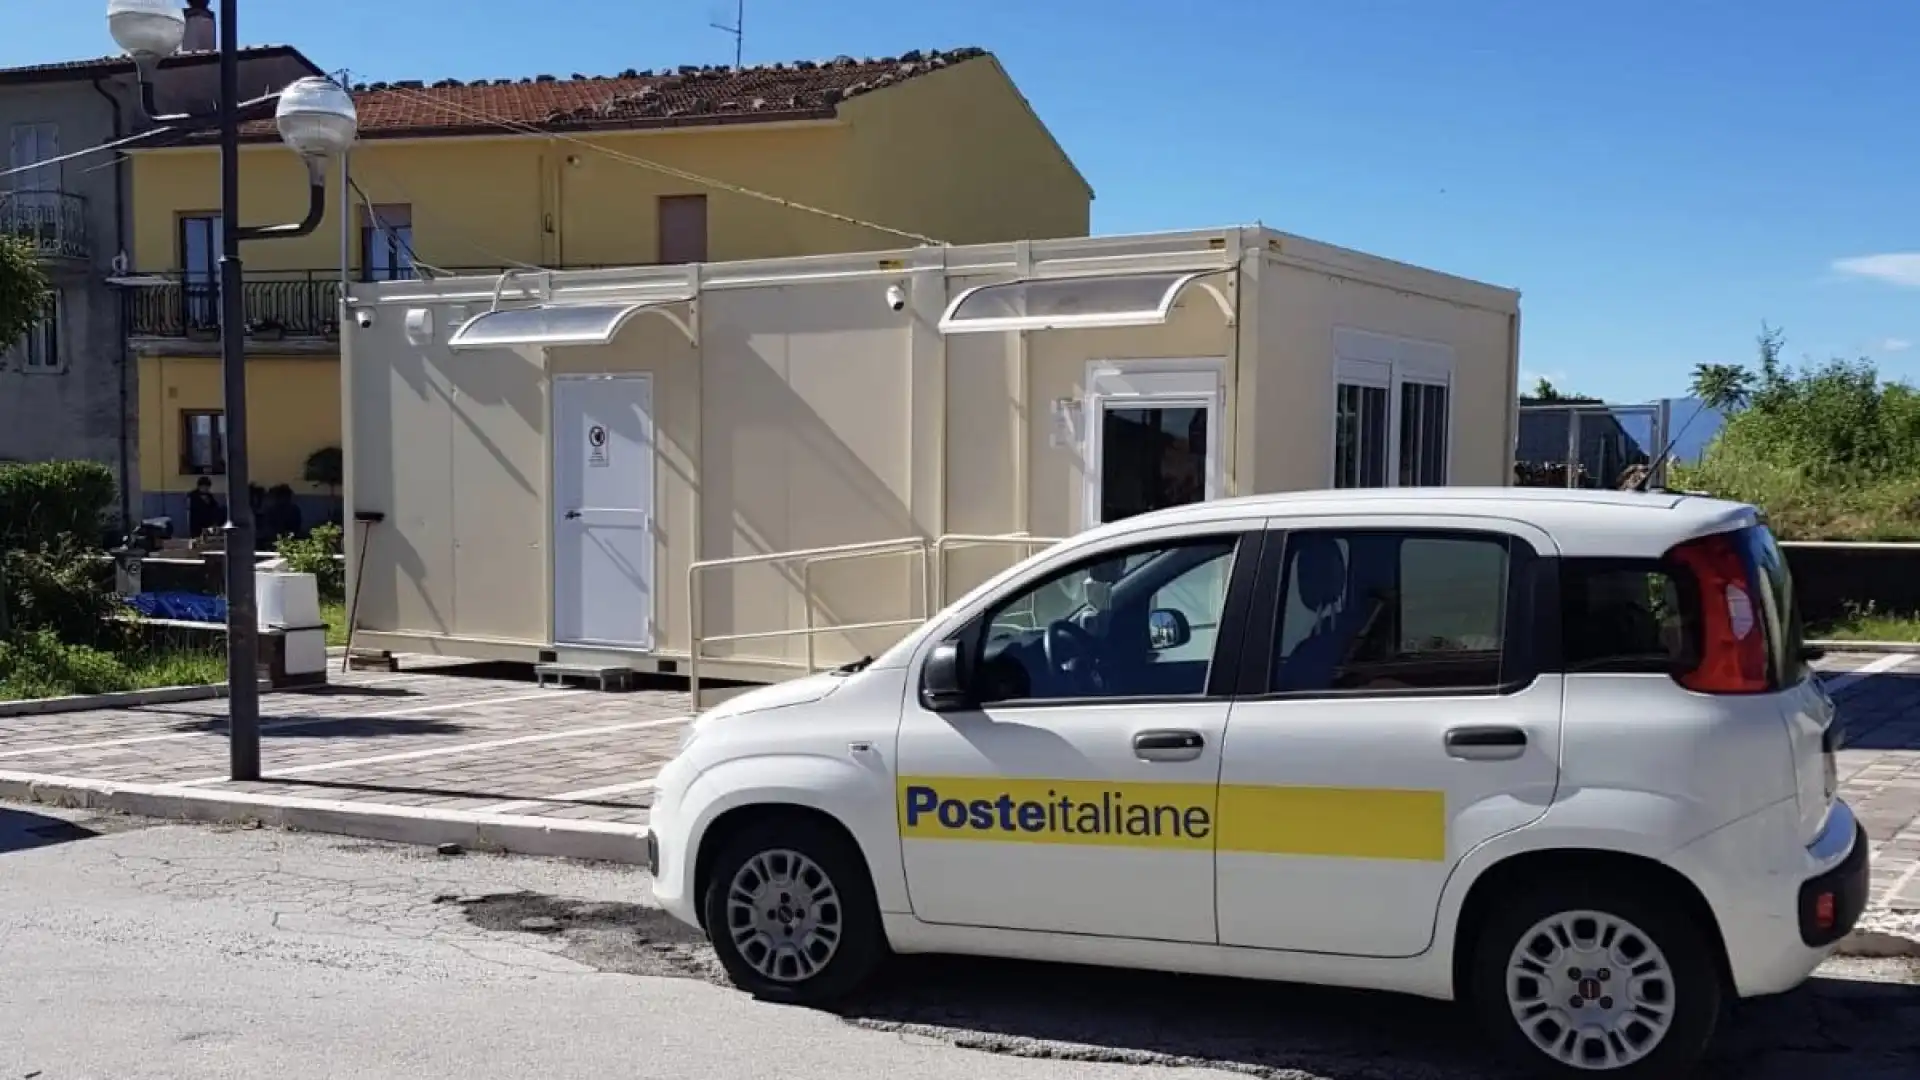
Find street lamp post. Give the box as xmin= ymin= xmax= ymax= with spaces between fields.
xmin=108 ymin=0 xmax=357 ymax=781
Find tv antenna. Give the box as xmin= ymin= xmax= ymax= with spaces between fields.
xmin=711 ymin=0 xmax=744 ymax=68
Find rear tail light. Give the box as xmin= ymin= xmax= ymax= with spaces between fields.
xmin=1665 ymin=531 xmax=1770 ymax=694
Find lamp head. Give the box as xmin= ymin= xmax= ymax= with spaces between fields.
xmin=275 ymin=76 xmax=359 ymax=158
xmin=107 ymin=0 xmax=186 ymax=60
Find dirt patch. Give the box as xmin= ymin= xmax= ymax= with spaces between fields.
xmin=449 ymin=891 xmax=724 ymax=982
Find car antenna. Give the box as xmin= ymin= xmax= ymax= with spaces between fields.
xmin=1634 ymin=400 xmax=1713 ymax=493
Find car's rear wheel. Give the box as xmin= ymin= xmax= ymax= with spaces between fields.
xmin=701 ymin=817 xmax=884 ymax=1004
xmin=1468 ymin=880 xmax=1722 ymax=1078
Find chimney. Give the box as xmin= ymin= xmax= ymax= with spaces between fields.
xmin=182 ymin=1 xmax=215 ymax=52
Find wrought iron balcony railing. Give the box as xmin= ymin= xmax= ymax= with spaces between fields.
xmin=0 ymin=190 xmax=90 ymax=261
xmin=128 ymin=269 xmax=344 ymax=339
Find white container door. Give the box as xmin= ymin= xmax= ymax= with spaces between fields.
xmin=552 ymin=374 xmax=655 ymax=650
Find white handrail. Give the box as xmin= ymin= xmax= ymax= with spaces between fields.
xmin=931 ymin=532 xmax=1066 ymax=606
xmin=688 ymin=536 xmax=930 ymax=705
xmin=687 ymin=531 xmax=1067 ymax=709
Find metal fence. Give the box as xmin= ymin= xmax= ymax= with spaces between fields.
xmin=0 ymin=190 xmax=89 ymax=261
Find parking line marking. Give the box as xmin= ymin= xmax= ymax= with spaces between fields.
xmin=174 ymin=715 xmax=688 ymax=786
xmin=0 ymin=689 xmax=575 ymax=762
xmin=482 ymin=776 xmax=660 ymax=815
xmin=1824 ymin=653 xmax=1909 ymax=695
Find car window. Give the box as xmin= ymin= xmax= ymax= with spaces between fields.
xmin=1271 ymin=529 xmax=1511 ymax=694
xmin=976 ymin=537 xmax=1238 ymax=704
xmin=1561 ymin=559 xmax=1696 ymax=673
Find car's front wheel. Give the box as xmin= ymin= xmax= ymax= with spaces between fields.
xmin=1468 ymin=880 xmax=1724 ymax=1078
xmin=701 ymin=817 xmax=884 ymax=1004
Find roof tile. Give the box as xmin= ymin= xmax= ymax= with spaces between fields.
xmin=234 ymin=47 xmax=988 ymax=140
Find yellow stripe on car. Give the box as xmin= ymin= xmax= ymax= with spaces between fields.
xmin=896 ymin=777 xmax=1445 ymax=860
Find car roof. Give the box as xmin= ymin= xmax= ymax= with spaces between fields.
xmin=1100 ymin=487 xmax=1760 ymax=559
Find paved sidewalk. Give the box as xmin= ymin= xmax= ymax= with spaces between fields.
xmin=0 ymin=651 xmax=1917 ymax=925
xmin=0 ymin=658 xmax=689 ymax=828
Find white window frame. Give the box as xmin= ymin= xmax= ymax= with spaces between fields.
xmin=6 ymin=290 xmax=64 ymax=374
xmin=1329 ymin=327 xmax=1455 ymax=488
xmin=1081 ymin=357 xmax=1225 ymax=532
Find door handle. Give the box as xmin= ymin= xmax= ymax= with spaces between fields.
xmin=564 ymin=510 xmax=582 ymax=520
xmin=1444 ymin=725 xmax=1528 ymax=761
xmin=1133 ymin=729 xmax=1204 ymax=762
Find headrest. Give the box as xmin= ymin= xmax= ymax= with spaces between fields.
xmin=1291 ymin=534 xmax=1347 ymax=610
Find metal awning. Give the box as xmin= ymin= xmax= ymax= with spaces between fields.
xmin=937 ymin=270 xmax=1233 ymax=335
xmin=447 ymin=297 xmax=694 ymax=350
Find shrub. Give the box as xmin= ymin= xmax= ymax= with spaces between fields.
xmin=0 ymin=459 xmax=116 ymax=549
xmin=0 ymin=628 xmax=135 ymax=699
xmin=276 ymin=521 xmax=344 ymax=600
xmin=1676 ymin=331 xmax=1920 ymax=540
xmin=0 ymin=537 xmax=129 ymax=650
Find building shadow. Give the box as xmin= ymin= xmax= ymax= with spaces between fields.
xmin=0 ymin=805 xmax=101 ymax=855
xmin=163 ymin=716 xmax=468 ymax=738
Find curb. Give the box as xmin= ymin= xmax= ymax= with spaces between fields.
xmin=1810 ymin=638 xmax=1920 ymax=656
xmin=0 ymin=682 xmax=243 ymax=718
xmin=0 ymin=771 xmax=649 ymax=865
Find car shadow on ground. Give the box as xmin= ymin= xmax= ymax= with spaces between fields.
xmin=0 ymin=805 xmax=100 ymax=855
xmin=827 ymin=955 xmax=1920 ymax=1080
xmin=1830 ymin=670 xmax=1920 ymax=752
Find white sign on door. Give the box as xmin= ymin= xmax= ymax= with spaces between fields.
xmin=587 ymin=423 xmax=610 ymax=468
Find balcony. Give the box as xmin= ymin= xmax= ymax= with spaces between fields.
xmin=0 ymin=190 xmax=90 ymax=262
xmin=127 ymin=270 xmax=343 ymax=345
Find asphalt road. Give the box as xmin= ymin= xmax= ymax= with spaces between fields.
xmin=2 ymin=804 xmax=1917 ymax=1080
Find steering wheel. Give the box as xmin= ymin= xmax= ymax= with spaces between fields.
xmin=1042 ymin=619 xmax=1100 ymax=695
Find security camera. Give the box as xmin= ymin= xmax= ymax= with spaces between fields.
xmin=352 ymin=308 xmax=374 ymax=330
xmin=884 ymin=284 xmax=907 ymax=312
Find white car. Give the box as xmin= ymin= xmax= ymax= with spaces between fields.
xmin=649 ymin=488 xmax=1868 ymax=1078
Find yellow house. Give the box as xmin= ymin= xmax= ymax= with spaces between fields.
xmin=127 ymin=48 xmax=1092 ymax=527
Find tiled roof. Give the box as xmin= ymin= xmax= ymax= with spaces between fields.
xmin=0 ymin=45 xmax=317 ymax=85
xmin=229 ymin=47 xmax=990 ymax=141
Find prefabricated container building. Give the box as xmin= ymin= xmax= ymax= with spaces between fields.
xmin=339 ymin=225 xmax=1521 ymax=695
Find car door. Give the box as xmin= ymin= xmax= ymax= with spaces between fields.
xmin=1214 ymin=516 xmax=1563 ymax=958
xmin=893 ymin=523 xmax=1263 ymax=944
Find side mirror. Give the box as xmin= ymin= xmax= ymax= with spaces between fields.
xmin=1148 ymin=608 xmax=1191 ymax=650
xmin=921 ymin=640 xmax=972 ymax=712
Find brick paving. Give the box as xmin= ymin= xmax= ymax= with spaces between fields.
xmin=0 ymin=658 xmax=690 ymax=825
xmin=0 ymin=652 xmax=1917 ymax=914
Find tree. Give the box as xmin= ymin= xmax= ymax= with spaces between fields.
xmin=0 ymin=236 xmax=51 ymax=347
xmin=1689 ymin=362 xmax=1755 ymax=411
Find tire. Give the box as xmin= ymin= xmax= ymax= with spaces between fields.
xmin=700 ymin=817 xmax=885 ymax=1004
xmin=1466 ymin=879 xmax=1724 ymax=1079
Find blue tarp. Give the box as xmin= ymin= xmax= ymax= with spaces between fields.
xmin=126 ymin=591 xmax=227 ymax=622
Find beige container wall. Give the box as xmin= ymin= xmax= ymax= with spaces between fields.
xmin=1255 ymin=254 xmax=1519 ymax=488
xmin=938 ymin=282 xmax=1238 ymax=601
xmin=695 ymin=282 xmax=924 ymax=668
xmin=347 ymin=312 xmax=551 ymax=647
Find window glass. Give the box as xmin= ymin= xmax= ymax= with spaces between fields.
xmin=1737 ymin=525 xmax=1807 ymax=687
xmin=1333 ymin=383 xmax=1389 ymax=487
xmin=1273 ymin=530 xmax=1509 ymax=693
xmin=1560 ymin=559 xmax=1695 ymax=673
xmin=1099 ymin=405 xmax=1208 ymax=523
xmin=1398 ymin=381 xmax=1450 ymax=486
xmin=362 ymin=204 xmax=415 ymax=282
xmin=976 ymin=537 xmax=1237 ymax=703
xmin=181 ymin=410 xmax=227 ymax=475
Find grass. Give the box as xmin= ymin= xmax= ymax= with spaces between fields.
xmin=320 ymin=597 xmax=348 ymax=648
xmin=1809 ymin=603 xmax=1920 ymax=644
xmin=0 ymin=630 xmax=228 ymax=702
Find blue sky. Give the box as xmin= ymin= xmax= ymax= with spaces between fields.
xmin=10 ymin=1 xmax=1916 ymax=400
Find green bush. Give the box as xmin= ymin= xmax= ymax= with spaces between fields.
xmin=275 ymin=521 xmax=344 ymax=600
xmin=1674 ymin=332 xmax=1920 ymax=540
xmin=0 ymin=628 xmax=136 ymax=699
xmin=0 ymin=459 xmax=116 ymax=549
xmin=0 ymin=537 xmax=129 ymax=650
